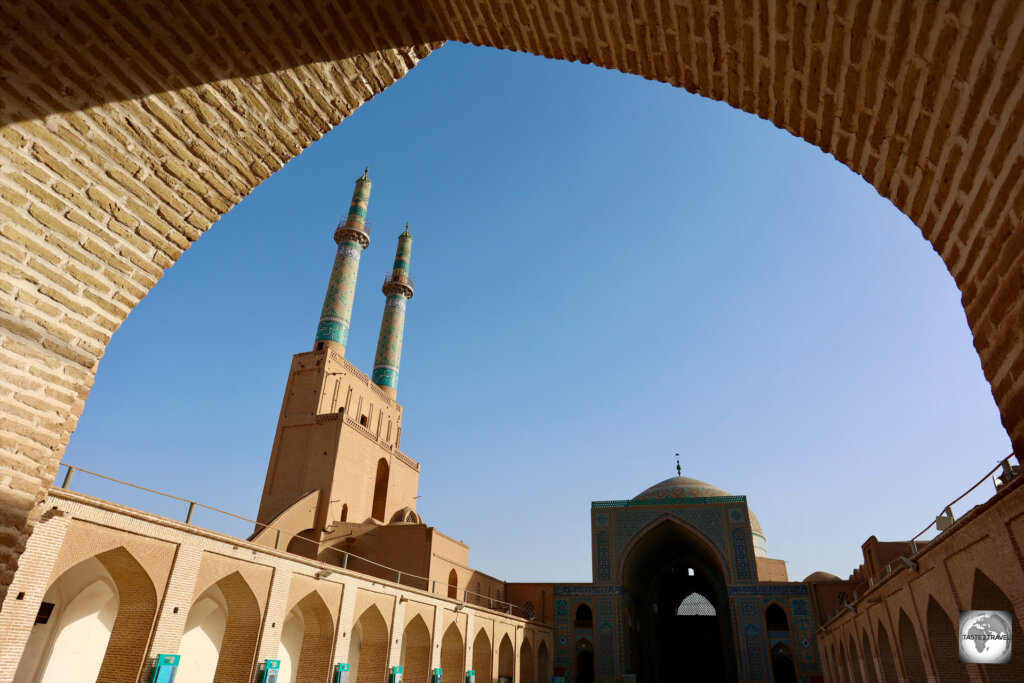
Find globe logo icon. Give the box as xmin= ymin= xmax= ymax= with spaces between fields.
xmin=959 ymin=610 xmax=1012 ymax=664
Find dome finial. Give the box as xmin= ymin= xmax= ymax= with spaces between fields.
xmin=675 ymin=453 xmax=681 ymax=477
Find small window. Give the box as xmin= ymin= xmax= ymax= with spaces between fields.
xmin=360 ymin=415 xmax=368 ymax=427
xmin=35 ymin=602 xmax=55 ymax=625
xmin=316 ymin=341 xmax=324 ymax=350
xmin=574 ymin=603 xmax=593 ymax=628
xmin=687 ymin=567 xmax=695 ymax=577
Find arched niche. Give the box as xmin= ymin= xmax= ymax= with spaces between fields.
xmin=178 ymin=570 xmax=261 ymax=683
xmin=439 ymin=622 xmax=464 ymax=683
xmin=15 ymin=547 xmax=157 ymax=683
xmin=351 ymin=604 xmax=389 ymax=683
xmin=400 ymin=614 xmax=431 ymax=683
xmin=497 ymin=634 xmax=514 ymax=679
xmin=472 ymin=628 xmax=491 ymax=683
xmin=518 ymin=634 xmax=534 ymax=683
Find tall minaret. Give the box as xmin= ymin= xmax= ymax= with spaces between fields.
xmin=372 ymin=225 xmax=414 ymax=398
xmin=314 ymin=168 xmax=372 ymax=355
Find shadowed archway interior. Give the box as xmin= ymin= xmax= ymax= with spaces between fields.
xmin=620 ymin=518 xmax=734 ymax=682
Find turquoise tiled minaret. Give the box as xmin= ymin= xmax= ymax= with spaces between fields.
xmin=315 ymin=168 xmax=372 ymax=353
xmin=372 ymin=225 xmax=414 ymax=397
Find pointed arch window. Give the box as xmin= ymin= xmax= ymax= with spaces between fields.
xmin=676 ymin=592 xmax=716 ymax=616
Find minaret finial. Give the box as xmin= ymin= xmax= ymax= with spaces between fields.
xmin=313 ymin=169 xmax=373 ymax=354
xmin=372 ymin=228 xmax=414 ymax=397
xmin=675 ymin=453 xmax=681 ymax=477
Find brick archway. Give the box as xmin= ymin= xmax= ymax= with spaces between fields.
xmin=2 ymin=1 xmax=1023 ymax=608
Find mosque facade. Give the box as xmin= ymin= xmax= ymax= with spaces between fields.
xmin=6 ymin=170 xmax=1024 ymax=682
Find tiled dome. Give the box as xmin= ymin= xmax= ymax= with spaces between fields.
xmin=633 ymin=476 xmax=764 ymax=536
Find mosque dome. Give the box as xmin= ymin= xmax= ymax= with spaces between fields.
xmin=803 ymin=571 xmax=842 ymax=583
xmin=633 ymin=476 xmax=768 ymax=557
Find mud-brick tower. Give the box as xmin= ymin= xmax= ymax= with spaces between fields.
xmin=314 ymin=167 xmax=371 ymax=355
xmin=372 ymin=226 xmax=414 ymax=398
xmin=255 ymin=171 xmax=421 ymax=557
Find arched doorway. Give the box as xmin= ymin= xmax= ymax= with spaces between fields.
xmin=620 ymin=518 xmax=733 ymax=682
xmin=575 ymin=640 xmax=595 ymax=683
xmin=769 ymin=642 xmax=797 ymax=683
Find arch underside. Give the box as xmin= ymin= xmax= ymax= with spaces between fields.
xmin=2 ymin=0 xmax=1023 ymax=608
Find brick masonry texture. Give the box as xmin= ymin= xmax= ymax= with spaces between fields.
xmin=1 ymin=0 xmax=1024 ymax=612
xmin=0 ymin=488 xmax=550 ymax=683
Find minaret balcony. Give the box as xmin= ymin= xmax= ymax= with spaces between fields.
xmin=382 ymin=272 xmax=414 ymax=297
xmin=334 ymin=219 xmax=371 ymax=248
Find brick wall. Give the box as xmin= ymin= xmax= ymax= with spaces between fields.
xmin=819 ymin=478 xmax=1024 ymax=682
xmin=3 ymin=0 xmax=1024 ymax=616
xmin=0 ymin=489 xmax=548 ymax=682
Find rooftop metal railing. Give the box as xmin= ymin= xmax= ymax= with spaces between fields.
xmin=383 ymin=272 xmax=414 ymax=288
xmin=54 ymin=462 xmax=527 ymax=618
xmin=822 ymin=452 xmax=1019 ymax=625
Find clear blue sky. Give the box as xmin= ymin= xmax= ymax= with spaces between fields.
xmin=65 ymin=43 xmax=1011 ymax=584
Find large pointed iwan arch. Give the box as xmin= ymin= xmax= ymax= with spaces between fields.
xmin=2 ymin=1 xmax=1024 ymax=605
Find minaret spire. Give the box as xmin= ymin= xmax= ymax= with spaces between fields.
xmin=372 ymin=225 xmax=414 ymax=397
xmin=314 ymin=169 xmax=372 ymax=354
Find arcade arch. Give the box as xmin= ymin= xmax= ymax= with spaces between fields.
xmin=472 ymin=628 xmax=491 ymax=683
xmin=897 ymin=609 xmax=928 ymax=682
xmin=179 ymin=570 xmax=261 ymax=683
xmin=400 ymin=615 xmax=431 ymax=683
xmin=860 ymin=630 xmax=878 ymax=683
xmin=518 ymin=635 xmax=534 ymax=683
xmin=351 ymin=605 xmax=389 ymax=683
xmin=537 ymin=642 xmax=549 ymax=683
xmin=875 ymin=621 xmax=899 ymax=683
xmin=439 ymin=622 xmax=464 ymax=683
xmin=14 ymin=547 xmax=157 ymax=683
xmin=2 ymin=0 xmax=1024 ymax=616
xmin=926 ymin=596 xmax=968 ymax=682
xmin=497 ymin=634 xmax=514 ymax=681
